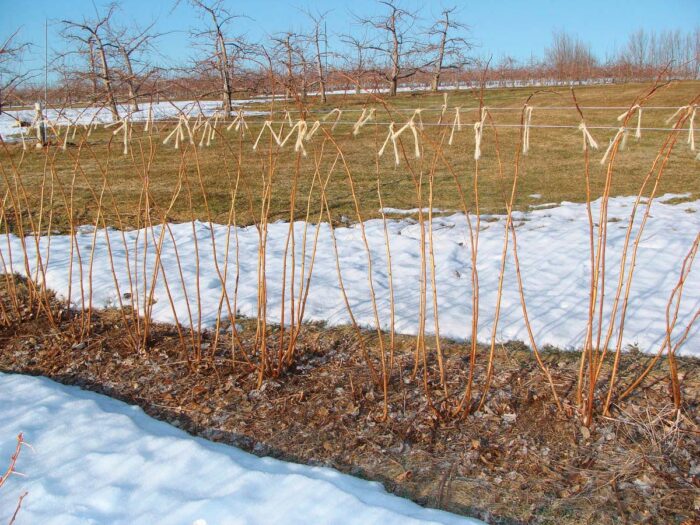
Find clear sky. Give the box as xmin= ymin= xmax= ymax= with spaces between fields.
xmin=2 ymin=0 xmax=699 ymax=79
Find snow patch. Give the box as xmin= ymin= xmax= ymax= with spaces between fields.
xmin=0 ymin=99 xmax=268 ymax=141
xmin=379 ymin=207 xmax=448 ymax=215
xmin=1 ymin=194 xmax=698 ymax=355
xmin=0 ymin=373 xmax=481 ymax=524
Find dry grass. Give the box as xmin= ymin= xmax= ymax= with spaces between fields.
xmin=1 ymin=81 xmax=698 ymax=233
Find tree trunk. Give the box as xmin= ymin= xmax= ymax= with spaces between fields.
xmin=313 ymin=28 xmax=326 ymax=103
xmin=88 ymin=40 xmax=99 ymax=98
xmin=95 ymin=36 xmax=119 ymax=121
xmin=121 ymin=48 xmax=139 ymax=113
xmin=217 ymin=33 xmax=232 ymax=115
xmin=430 ymin=72 xmax=439 ymax=92
xmin=301 ymin=60 xmax=308 ymax=101
xmin=390 ymin=22 xmax=399 ymax=97
xmin=285 ymin=38 xmax=293 ymax=99
xmin=431 ymin=27 xmax=447 ymax=92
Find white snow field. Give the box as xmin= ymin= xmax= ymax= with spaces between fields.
xmin=0 ymin=194 xmax=698 ymax=355
xmin=0 ymin=373 xmax=482 ymax=525
xmin=0 ymin=99 xmax=266 ymax=141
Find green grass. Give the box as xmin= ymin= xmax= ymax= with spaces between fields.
xmin=1 ymin=80 xmax=698 ymax=233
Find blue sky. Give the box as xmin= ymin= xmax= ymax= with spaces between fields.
xmin=2 ymin=0 xmax=698 ymax=78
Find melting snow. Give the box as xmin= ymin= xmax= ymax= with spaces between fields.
xmin=0 ymin=99 xmax=267 ymax=141
xmin=0 ymin=373 xmax=482 ymax=524
xmin=0 ymin=194 xmax=698 ymax=355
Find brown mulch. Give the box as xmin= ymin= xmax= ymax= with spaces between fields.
xmin=1 ymin=292 xmax=699 ymax=524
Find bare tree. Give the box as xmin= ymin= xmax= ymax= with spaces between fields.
xmin=496 ymin=55 xmax=518 ymax=87
xmin=109 ymin=22 xmax=162 ymax=113
xmin=339 ymin=32 xmax=374 ymax=94
xmin=357 ymin=0 xmax=425 ymax=96
xmin=190 ymin=0 xmax=242 ymax=115
xmin=693 ymin=27 xmax=700 ymax=79
xmin=625 ymin=29 xmax=649 ymax=78
xmin=61 ymin=4 xmax=120 ymax=120
xmin=0 ymin=30 xmax=32 ymax=115
xmin=253 ymin=43 xmax=277 ymax=96
xmin=87 ymin=38 xmax=99 ymax=97
xmin=272 ymin=32 xmax=310 ymax=100
xmin=426 ymin=6 xmax=470 ymax=92
xmin=295 ymin=39 xmax=311 ymax=101
xmin=615 ymin=27 xmax=700 ymax=81
xmin=305 ymin=10 xmax=330 ymax=103
xmin=544 ymin=31 xmax=596 ymax=84
xmin=273 ymin=33 xmax=294 ymax=98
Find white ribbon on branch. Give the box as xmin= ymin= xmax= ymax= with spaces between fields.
xmin=304 ymin=120 xmax=321 ymax=141
xmin=163 ymin=116 xmax=194 ymax=149
xmin=276 ymin=120 xmax=310 ymax=155
xmin=210 ymin=114 xmax=220 ymax=142
xmin=194 ymin=115 xmax=219 ymax=147
xmin=192 ymin=114 xmax=203 ymax=133
xmin=617 ymin=104 xmax=642 ymax=139
xmin=252 ymin=121 xmax=282 ymax=151
xmin=182 ymin=117 xmax=194 ymax=144
xmin=600 ymin=126 xmax=625 ymax=165
xmin=440 ymin=93 xmax=448 ymax=119
xmin=62 ymin=123 xmax=71 ymax=151
xmin=378 ymin=123 xmax=400 ymax=165
xmin=226 ymin=108 xmax=249 ymax=134
xmin=448 ymin=107 xmax=462 ymax=146
xmin=31 ymin=103 xmax=45 ymax=147
xmin=411 ymin=108 xmax=424 ymax=131
xmin=111 ymin=118 xmax=131 ymax=155
xmin=665 ymin=104 xmax=697 ymax=153
xmin=198 ymin=118 xmax=216 ymax=148
xmin=578 ymin=122 xmax=599 ymax=151
xmin=378 ymin=113 xmax=421 ymax=165
xmin=253 ymin=119 xmax=315 ymax=155
xmin=687 ymin=105 xmax=696 ymax=152
xmin=665 ymin=105 xmax=689 ymax=125
xmin=473 ymin=107 xmax=488 ymax=160
xmin=352 ymin=108 xmax=375 ymax=136
xmin=620 ymin=128 xmax=629 ymax=150
xmin=522 ymin=105 xmax=533 ymax=154
xmin=292 ymin=120 xmax=309 ymax=155
xmin=162 ymin=120 xmax=183 ymax=149
xmin=85 ymin=122 xmax=97 ymax=137
xmin=322 ymin=108 xmax=342 ymax=130
xmin=144 ymin=104 xmax=153 ymax=132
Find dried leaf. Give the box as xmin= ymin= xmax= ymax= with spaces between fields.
xmin=395 ymin=470 xmax=413 ymax=482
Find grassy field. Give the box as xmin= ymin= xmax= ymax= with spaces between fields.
xmin=1 ymin=80 xmax=698 ymax=233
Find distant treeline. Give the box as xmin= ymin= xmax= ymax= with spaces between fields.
xmin=1 ymin=0 xmax=698 ymax=115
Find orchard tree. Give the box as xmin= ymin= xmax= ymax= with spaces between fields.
xmin=426 ymin=7 xmax=471 ymax=92
xmin=109 ymin=21 xmax=162 ymax=113
xmin=304 ymin=10 xmax=330 ymax=103
xmin=544 ymin=31 xmax=596 ymax=83
xmin=358 ymin=0 xmax=426 ymax=96
xmin=0 ymin=29 xmax=31 ymax=115
xmin=190 ymin=0 xmax=245 ymax=115
xmin=339 ymin=31 xmax=375 ymax=94
xmin=61 ymin=4 xmax=120 ymax=120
